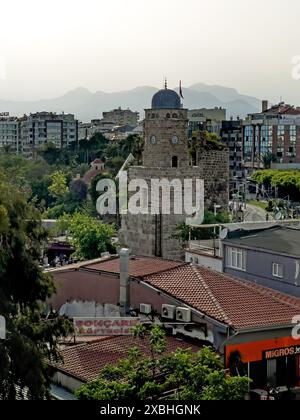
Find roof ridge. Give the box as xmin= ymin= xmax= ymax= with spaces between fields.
xmin=141 ymin=261 xmax=188 ymax=278
xmin=216 ymin=270 xmax=300 ymax=311
xmin=191 ymin=265 xmax=232 ymax=325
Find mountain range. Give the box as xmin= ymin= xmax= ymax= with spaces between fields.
xmin=0 ymin=83 xmax=262 ymax=122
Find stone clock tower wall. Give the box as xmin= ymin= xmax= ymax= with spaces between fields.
xmin=143 ymin=108 xmax=189 ymax=168
xmin=119 ymin=88 xmax=229 ymax=261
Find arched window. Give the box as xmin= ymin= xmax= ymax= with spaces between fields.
xmin=172 ymin=113 xmax=178 ymax=118
xmin=172 ymin=156 xmax=178 ymax=168
xmin=151 ymin=113 xmax=155 ymax=118
xmin=166 ymin=113 xmax=171 ymax=118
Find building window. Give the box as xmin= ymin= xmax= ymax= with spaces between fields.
xmin=243 ymin=126 xmax=253 ymax=163
xmin=272 ymin=263 xmax=283 ymax=278
xmin=227 ymin=247 xmax=246 ymax=271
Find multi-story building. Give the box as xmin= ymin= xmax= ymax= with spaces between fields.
xmin=242 ymin=101 xmax=300 ymax=174
xmin=20 ymin=112 xmax=78 ymax=157
xmin=222 ymin=224 xmax=300 ymax=298
xmin=188 ymin=107 xmax=226 ymax=137
xmin=221 ymin=120 xmax=243 ymax=191
xmin=102 ymin=107 xmax=139 ymax=126
xmin=0 ymin=112 xmax=20 ymax=154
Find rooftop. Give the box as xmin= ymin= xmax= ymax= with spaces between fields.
xmin=83 ymin=255 xmax=186 ymax=277
xmin=261 ymin=102 xmax=300 ymax=116
xmin=225 ymin=225 xmax=300 ymax=257
xmin=142 ymin=264 xmax=300 ymax=331
xmin=52 ymin=335 xmax=201 ymax=382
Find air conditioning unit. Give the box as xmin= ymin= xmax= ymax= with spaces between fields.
xmin=140 ymin=303 xmax=152 ymax=315
xmin=161 ymin=304 xmax=176 ymax=320
xmin=176 ymin=307 xmax=191 ymax=322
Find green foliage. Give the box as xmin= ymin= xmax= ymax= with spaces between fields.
xmin=75 ymin=326 xmax=250 ymax=401
xmin=261 ymin=152 xmax=276 ymax=169
xmin=0 ymin=178 xmax=73 ymax=399
xmin=48 ymin=170 xmax=69 ymax=199
xmin=252 ymin=169 xmax=300 ymax=201
xmin=189 ymin=132 xmax=226 ymax=164
xmin=56 ymin=212 xmax=116 ymax=260
xmin=173 ymin=210 xmax=231 ymax=243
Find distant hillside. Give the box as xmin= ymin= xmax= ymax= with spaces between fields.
xmin=0 ymin=83 xmax=261 ymax=121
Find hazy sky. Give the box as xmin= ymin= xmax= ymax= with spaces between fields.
xmin=0 ymin=0 xmax=300 ymax=102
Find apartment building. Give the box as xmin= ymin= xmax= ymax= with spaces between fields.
xmin=0 ymin=112 xmax=20 ymax=154
xmin=220 ymin=120 xmax=243 ymax=190
xmin=188 ymin=107 xmax=226 ymax=137
xmin=20 ymin=112 xmax=78 ymax=157
xmin=102 ymin=107 xmax=139 ymax=126
xmin=242 ymin=101 xmax=300 ymax=173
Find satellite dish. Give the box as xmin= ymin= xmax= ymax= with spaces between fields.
xmin=275 ymin=212 xmax=282 ymax=221
xmin=0 ymin=316 xmax=6 ymax=340
xmin=219 ymin=228 xmax=228 ymax=240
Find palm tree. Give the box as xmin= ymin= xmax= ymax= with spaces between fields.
xmin=261 ymin=151 xmax=276 ymax=169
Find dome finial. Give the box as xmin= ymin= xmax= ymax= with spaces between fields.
xmin=164 ymin=77 xmax=168 ymax=89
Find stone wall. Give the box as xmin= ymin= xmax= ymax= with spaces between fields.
xmin=119 ymin=153 xmax=229 ymax=261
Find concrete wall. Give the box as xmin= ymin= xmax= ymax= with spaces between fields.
xmin=185 ymin=251 xmax=223 ymax=273
xmin=50 ymin=270 xmax=120 ymax=310
xmin=223 ymin=244 xmax=300 ymax=297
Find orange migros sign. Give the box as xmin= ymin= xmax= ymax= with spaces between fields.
xmin=226 ymin=336 xmax=300 ymax=364
xmin=263 ymin=345 xmax=300 ymax=360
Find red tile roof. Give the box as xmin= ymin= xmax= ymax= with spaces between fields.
xmin=53 ymin=335 xmax=201 ymax=382
xmin=142 ymin=265 xmax=300 ymax=331
xmin=83 ymin=256 xmax=186 ymax=277
xmin=262 ymin=103 xmax=300 ymax=115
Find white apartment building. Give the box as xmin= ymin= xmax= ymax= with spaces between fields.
xmin=20 ymin=112 xmax=78 ymax=157
xmin=0 ymin=113 xmax=20 ymax=154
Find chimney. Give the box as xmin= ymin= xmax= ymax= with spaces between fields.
xmin=262 ymin=100 xmax=268 ymax=112
xmin=119 ymin=248 xmax=130 ymax=316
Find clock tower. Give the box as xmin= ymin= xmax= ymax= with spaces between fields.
xmin=143 ymin=87 xmax=189 ymax=168
xmin=119 ymin=84 xmax=229 ymax=261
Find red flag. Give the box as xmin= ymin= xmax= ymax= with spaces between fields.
xmin=179 ymin=80 xmax=184 ymax=99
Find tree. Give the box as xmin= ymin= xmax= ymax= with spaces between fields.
xmin=172 ymin=210 xmax=231 ymax=243
xmin=252 ymin=169 xmax=300 ymax=201
xmin=75 ymin=325 xmax=250 ymax=400
xmin=48 ymin=170 xmax=69 ymax=199
xmin=69 ymin=179 xmax=88 ymax=205
xmin=0 ymin=176 xmax=73 ymax=399
xmin=56 ymin=213 xmax=116 ymax=260
xmin=261 ymin=152 xmax=276 ymax=169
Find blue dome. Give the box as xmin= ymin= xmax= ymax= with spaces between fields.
xmin=151 ymin=89 xmax=181 ymax=109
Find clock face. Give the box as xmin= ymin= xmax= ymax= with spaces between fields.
xmin=171 ymin=135 xmax=179 ymax=144
xmin=150 ymin=135 xmax=156 ymax=144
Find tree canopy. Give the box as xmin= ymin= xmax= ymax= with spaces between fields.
xmin=56 ymin=212 xmax=116 ymax=260
xmin=0 ymin=175 xmax=72 ymax=399
xmin=252 ymin=169 xmax=300 ymax=201
xmin=75 ymin=325 xmax=250 ymax=401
